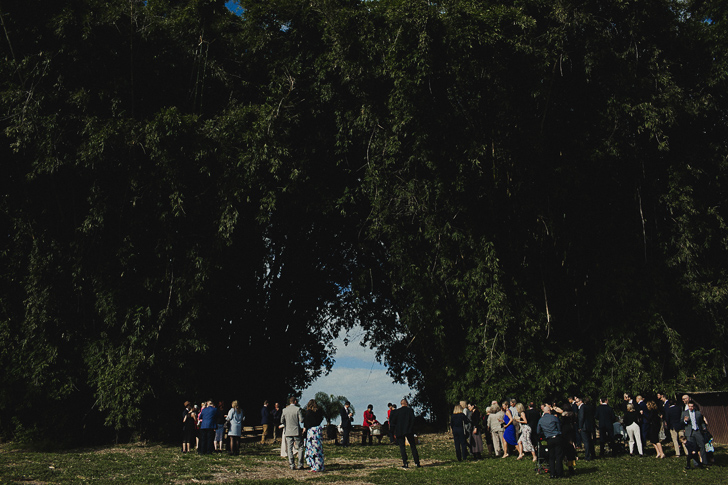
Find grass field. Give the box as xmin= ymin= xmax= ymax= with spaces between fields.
xmin=0 ymin=433 xmax=723 ymax=484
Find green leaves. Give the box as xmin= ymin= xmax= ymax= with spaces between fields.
xmin=2 ymin=0 xmax=727 ymax=441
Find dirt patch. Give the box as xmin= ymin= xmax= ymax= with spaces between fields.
xmin=195 ymin=455 xmax=407 ymax=483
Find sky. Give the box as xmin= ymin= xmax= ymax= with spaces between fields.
xmin=300 ymin=327 xmax=414 ymax=425
xmin=225 ymin=1 xmax=243 ymax=16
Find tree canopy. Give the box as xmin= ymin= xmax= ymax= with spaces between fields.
xmin=1 ymin=0 xmax=726 ymax=442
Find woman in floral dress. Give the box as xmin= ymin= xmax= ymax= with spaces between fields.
xmin=515 ymin=403 xmax=537 ymax=461
xmin=303 ymin=399 xmax=325 ymax=472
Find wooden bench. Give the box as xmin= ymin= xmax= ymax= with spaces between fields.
xmin=241 ymin=425 xmax=265 ymax=442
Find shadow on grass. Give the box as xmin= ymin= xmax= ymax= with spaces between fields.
xmin=239 ymin=447 xmax=275 ymax=457
xmin=416 ymin=460 xmax=450 ymax=468
xmin=320 ymin=462 xmax=368 ymax=471
xmin=569 ymin=466 xmax=599 ymax=476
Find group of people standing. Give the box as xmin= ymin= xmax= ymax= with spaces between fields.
xmin=450 ymin=392 xmax=715 ymax=479
xmin=182 ymin=396 xmax=421 ymax=472
xmin=277 ymin=396 xmax=326 ymax=471
xmin=337 ymin=399 xmax=421 ymax=469
xmin=182 ymin=400 xmax=247 ymax=455
xmin=617 ymin=393 xmax=713 ymax=470
xmin=182 ymin=399 xmax=284 ymax=456
xmin=280 ymin=396 xmax=420 ymax=471
xmin=452 ymin=399 xmax=540 ymax=463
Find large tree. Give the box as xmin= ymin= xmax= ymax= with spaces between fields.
xmin=333 ymin=0 xmax=728 ymax=419
xmin=2 ymin=0 xmax=727 ymax=441
xmin=0 ymin=0 xmax=382 ymax=441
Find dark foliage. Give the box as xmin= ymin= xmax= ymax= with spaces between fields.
xmin=1 ymin=0 xmax=726 ymax=442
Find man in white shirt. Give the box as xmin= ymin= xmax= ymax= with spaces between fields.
xmin=682 ymin=402 xmax=708 ymax=467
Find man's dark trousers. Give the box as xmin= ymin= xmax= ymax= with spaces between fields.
xmin=198 ymin=428 xmax=214 ymax=454
xmin=547 ymin=435 xmax=564 ymax=478
xmin=397 ymin=434 xmax=420 ymax=467
xmin=342 ymin=427 xmax=350 ymax=447
xmin=598 ymin=426 xmax=614 ymax=457
xmin=580 ymin=429 xmax=593 ymax=460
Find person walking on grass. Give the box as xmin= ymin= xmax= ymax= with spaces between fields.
xmin=282 ymin=396 xmax=305 ymax=470
xmin=390 ymin=399 xmax=421 ymax=469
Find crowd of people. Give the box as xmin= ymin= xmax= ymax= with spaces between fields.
xmin=450 ymin=392 xmax=716 ymax=479
xmin=182 ymin=391 xmax=716 ymax=477
xmin=181 ymin=396 xmax=421 ymax=471
xmin=182 ymin=399 xmax=283 ymax=456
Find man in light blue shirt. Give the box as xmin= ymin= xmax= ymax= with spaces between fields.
xmin=537 ymin=405 xmax=564 ymax=478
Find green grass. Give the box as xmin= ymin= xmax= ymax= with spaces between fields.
xmin=0 ymin=434 xmax=724 ymax=484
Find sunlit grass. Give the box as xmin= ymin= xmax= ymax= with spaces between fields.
xmin=0 ymin=434 xmax=724 ymax=484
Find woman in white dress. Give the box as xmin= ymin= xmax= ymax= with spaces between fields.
xmin=515 ymin=403 xmax=536 ymax=461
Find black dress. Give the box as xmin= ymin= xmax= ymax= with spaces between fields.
xmin=182 ymin=410 xmax=197 ymax=443
xmin=648 ymin=412 xmax=661 ymax=444
xmin=560 ymin=411 xmax=577 ymax=462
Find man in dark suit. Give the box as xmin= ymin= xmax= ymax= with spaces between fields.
xmin=389 ymin=398 xmax=421 ymax=469
xmin=594 ymin=397 xmax=616 ymax=457
xmin=656 ymin=392 xmax=670 ymax=425
xmin=569 ymin=396 xmax=582 ymax=448
xmin=667 ymin=401 xmax=685 ymax=456
xmin=682 ymin=402 xmax=708 ymax=467
xmin=340 ymin=401 xmax=353 ymax=447
xmin=577 ymin=396 xmax=596 ymax=461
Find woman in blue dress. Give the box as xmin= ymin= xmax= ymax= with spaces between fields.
xmin=502 ymin=401 xmax=517 ymax=457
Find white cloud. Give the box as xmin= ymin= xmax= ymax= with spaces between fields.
xmin=329 ymin=329 xmax=376 ymax=361
xmin=302 ymin=366 xmax=411 ymax=424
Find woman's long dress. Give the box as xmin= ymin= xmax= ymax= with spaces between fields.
xmin=470 ymin=410 xmax=484 ymax=455
xmin=280 ymin=432 xmax=288 ymax=458
xmin=305 ymin=426 xmax=325 ymax=471
xmin=518 ymin=424 xmax=535 ymax=452
xmin=503 ymin=412 xmax=518 ymax=446
xmin=648 ymin=413 xmax=661 ymax=444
